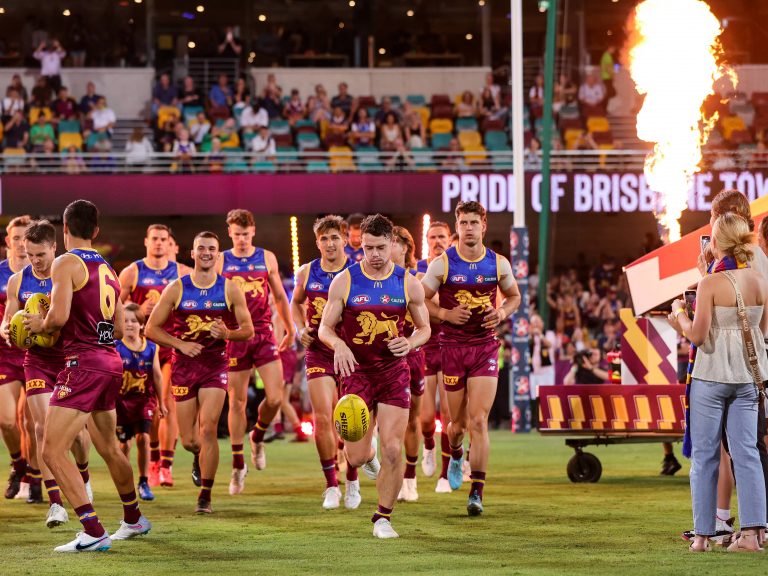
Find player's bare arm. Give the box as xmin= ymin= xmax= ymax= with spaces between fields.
xmin=118 ymin=262 xmax=137 ymax=302
xmin=145 ymin=279 xmax=202 ymax=358
xmin=113 ymin=297 xmax=125 ymax=340
xmin=422 ymin=256 xmax=470 ymax=325
xmin=266 ymin=250 xmax=295 ymax=351
xmin=212 ymin=279 xmax=255 ymax=342
xmin=319 ymin=271 xmax=357 ymax=377
xmin=389 ymin=274 xmax=431 ymax=358
xmin=482 ymin=256 xmax=521 ymax=329
xmin=291 ymin=263 xmax=313 ymax=348
xmin=28 ymin=254 xmax=78 ymax=335
xmin=152 ymin=345 xmax=167 ymax=417
xmin=1 ymin=272 xmax=21 ymax=340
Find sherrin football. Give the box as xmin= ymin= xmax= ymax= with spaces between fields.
xmin=8 ymin=310 xmax=32 ymax=349
xmin=24 ymin=293 xmax=58 ymax=348
xmin=333 ymin=394 xmax=370 ymax=443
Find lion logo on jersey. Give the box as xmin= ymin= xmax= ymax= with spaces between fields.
xmin=231 ymin=276 xmax=266 ymax=299
xmin=121 ymin=372 xmax=148 ymax=395
xmin=455 ymin=290 xmax=492 ymax=311
xmin=145 ymin=289 xmax=161 ymax=304
xmin=310 ymin=296 xmax=327 ymax=325
xmin=352 ymin=312 xmax=399 ymax=345
xmin=183 ymin=315 xmax=216 ymax=339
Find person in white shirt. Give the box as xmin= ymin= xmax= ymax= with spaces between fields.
xmin=90 ymin=97 xmax=116 ymax=135
xmin=124 ymin=127 xmax=155 ymax=166
xmin=189 ymin=111 xmax=211 ymax=145
xmin=240 ymin=102 xmax=269 ymax=133
xmin=33 ymin=39 xmax=66 ymax=93
xmin=251 ymin=125 xmax=276 ymax=161
xmin=578 ymin=73 xmax=606 ymax=110
xmin=2 ymin=87 xmax=24 ymax=120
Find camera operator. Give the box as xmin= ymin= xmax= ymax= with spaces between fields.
xmin=563 ymin=348 xmax=608 ymax=385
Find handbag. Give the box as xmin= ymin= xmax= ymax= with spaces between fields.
xmin=723 ymin=270 xmax=766 ymax=401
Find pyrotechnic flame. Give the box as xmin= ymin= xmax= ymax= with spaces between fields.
xmin=627 ymin=0 xmax=735 ymax=242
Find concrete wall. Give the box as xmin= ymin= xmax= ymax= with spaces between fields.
xmin=0 ymin=68 xmax=154 ymax=119
xmin=250 ymin=67 xmax=491 ymax=101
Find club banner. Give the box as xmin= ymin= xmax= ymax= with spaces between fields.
xmin=510 ymin=227 xmax=531 ymax=433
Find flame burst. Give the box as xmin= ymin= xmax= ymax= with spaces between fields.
xmin=627 ymin=0 xmax=734 ymax=242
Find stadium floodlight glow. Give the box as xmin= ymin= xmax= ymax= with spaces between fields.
xmin=421 ymin=214 xmax=430 ymax=260
xmin=134 ymin=0 xmax=142 ymax=3
xmin=338 ymin=21 xmax=345 ymax=28
xmin=187 ymin=41 xmax=196 ymax=49
xmin=62 ymin=8 xmax=71 ymax=16
xmin=406 ymin=9 xmax=414 ymax=16
xmin=349 ymin=0 xmax=356 ymax=6
xmin=435 ymin=418 xmax=443 ymax=434
xmin=300 ymin=420 xmax=314 ymax=436
xmin=465 ymin=33 xmax=473 ymax=40
xmin=478 ymin=0 xmax=486 ymax=5
xmin=196 ymin=4 xmax=204 ymax=12
xmin=290 ymin=216 xmax=300 ymax=277
xmin=258 ymin=14 xmax=267 ymax=21
xmin=378 ymin=48 xmax=386 ymax=55
xmin=0 ymin=8 xmax=5 ymax=14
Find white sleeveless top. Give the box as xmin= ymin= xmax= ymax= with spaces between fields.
xmin=692 ymin=305 xmax=768 ymax=384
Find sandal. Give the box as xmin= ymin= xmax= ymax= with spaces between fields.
xmin=689 ymin=540 xmax=710 ymax=552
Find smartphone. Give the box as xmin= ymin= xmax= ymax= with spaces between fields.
xmin=684 ymin=290 xmax=697 ymax=319
xmin=700 ymin=235 xmax=711 ymax=255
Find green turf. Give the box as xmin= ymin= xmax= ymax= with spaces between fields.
xmin=0 ymin=432 xmax=762 ymax=575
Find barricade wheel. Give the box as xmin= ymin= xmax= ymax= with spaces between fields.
xmin=566 ymin=452 xmax=602 ymax=483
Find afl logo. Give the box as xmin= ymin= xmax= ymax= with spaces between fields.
xmin=513 ymin=317 xmax=529 ymax=337
xmin=142 ymin=277 xmax=154 ymax=285
xmin=451 ymin=274 xmax=467 ymax=283
xmin=514 ymin=260 xmax=528 ymax=279
xmin=309 ymin=282 xmax=323 ymax=291
xmin=21 ymin=291 xmax=33 ymax=301
xmin=225 ymin=265 xmax=239 ymax=272
xmin=352 ymin=294 xmax=371 ymax=304
xmin=182 ymin=300 xmax=197 ymax=309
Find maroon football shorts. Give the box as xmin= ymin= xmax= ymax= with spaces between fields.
xmin=423 ymin=340 xmax=441 ymax=377
xmin=50 ymin=367 xmax=122 ymax=413
xmin=305 ymin=348 xmax=337 ymax=382
xmin=171 ymin=355 xmax=228 ymax=402
xmin=342 ymin=359 xmax=411 ymax=410
xmin=116 ymin=393 xmax=157 ymax=429
xmin=24 ymin=361 xmax=63 ymax=397
xmin=227 ymin=328 xmax=279 ymax=372
xmin=280 ymin=347 xmax=297 ymax=384
xmin=441 ymin=339 xmax=501 ymax=392
xmin=0 ymin=344 xmax=27 ymax=385
xmin=406 ymin=349 xmax=425 ymax=397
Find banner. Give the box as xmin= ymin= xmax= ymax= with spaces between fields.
xmin=509 ymin=227 xmax=531 ymax=433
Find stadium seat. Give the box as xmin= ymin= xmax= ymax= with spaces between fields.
xmin=455 ymin=117 xmax=479 ymax=132
xmin=429 ymin=118 xmax=453 ymax=135
xmin=484 ymin=130 xmax=508 ymax=149
xmin=430 ymin=94 xmax=451 ymax=107
xmin=296 ymin=132 xmax=321 ymax=150
xmin=29 ymin=107 xmax=53 ymax=125
xmin=559 ymin=102 xmax=580 ymax=120
xmin=357 ymin=96 xmax=376 ymax=108
xmin=463 ymin=145 xmax=487 ymax=165
xmin=431 ymin=132 xmax=453 ymax=150
xmin=492 ymin=154 xmax=514 ymax=170
xmin=431 ymin=104 xmax=454 ymax=119
xmin=269 ymin=119 xmax=291 ymax=135
xmin=388 ymin=95 xmax=402 ymax=108
xmin=559 ymin=117 xmax=582 ymax=132
xmin=414 ymin=106 xmax=430 ymax=128
xmin=367 ymin=107 xmax=380 ymax=119
xmin=251 ymin=160 xmax=277 ymax=173
xmin=458 ymin=131 xmax=482 ymax=148
xmin=294 ymin=119 xmax=317 ymax=134
xmin=721 ymin=115 xmax=747 ymax=140
xmin=183 ymin=105 xmax=205 ymax=123
xmin=274 ymin=133 xmax=294 ymax=147
xmin=355 ymin=146 xmax=380 ymax=164
xmin=357 ymin=161 xmax=384 ymax=172
xmin=59 ymin=132 xmax=83 ymax=150
xmin=3 ymin=147 xmax=26 ymax=167
xmin=413 ymin=147 xmax=438 ymax=172
xmin=276 ymin=146 xmax=299 ymax=164
xmin=406 ymin=94 xmax=426 ymax=106
xmin=591 ymin=131 xmax=614 ymax=145
xmin=156 ymin=106 xmax=179 ymax=129
xmin=306 ymin=160 xmax=330 ymax=173
xmin=224 ymin=156 xmax=249 ymax=173
xmin=729 ymin=129 xmax=753 ymax=145
xmin=564 ymin=129 xmax=584 ymax=150
xmin=481 ymin=118 xmax=505 ymax=133
xmin=242 ymin=132 xmax=256 ymax=149
xmin=58 ymin=120 xmax=81 ymax=134
xmin=86 ymin=131 xmax=108 ymax=150
xmin=586 ymin=116 xmax=610 ymax=133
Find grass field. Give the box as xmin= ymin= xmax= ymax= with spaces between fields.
xmin=0 ymin=431 xmax=763 ymax=575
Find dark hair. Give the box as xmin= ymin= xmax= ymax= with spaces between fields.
xmin=168 ymin=227 xmax=178 ymax=243
xmin=429 ymin=220 xmax=451 ymax=233
xmin=711 ymin=189 xmax=754 ymax=231
xmin=313 ymin=214 xmax=346 ymax=236
xmin=63 ymin=200 xmax=99 ymax=240
xmin=392 ymin=226 xmax=417 ymax=269
xmin=124 ymin=301 xmax=145 ymax=324
xmin=455 ymin=200 xmax=487 ymax=220
xmin=24 ymin=219 xmax=56 ymax=245
xmin=6 ymin=215 xmax=31 ymax=233
xmin=760 ymin=218 xmax=768 ymax=248
xmin=360 ymin=214 xmax=394 ymax=239
xmin=194 ymin=231 xmax=219 ymax=244
xmin=146 ymin=223 xmax=170 ymax=237
xmin=226 ymin=208 xmax=255 ymax=228
xmin=346 ymin=213 xmax=365 ymax=228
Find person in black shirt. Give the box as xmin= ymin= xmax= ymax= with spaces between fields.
xmin=563 ymin=349 xmax=608 ymax=385
xmin=218 ymin=27 xmax=242 ymax=58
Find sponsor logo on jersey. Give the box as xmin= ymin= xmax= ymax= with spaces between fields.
xmin=475 ymin=275 xmax=485 ymax=284
xmin=306 ymin=366 xmax=327 ymax=375
xmin=309 ymin=282 xmax=323 ymax=291
xmin=225 ymin=265 xmax=240 ymax=272
xmin=204 ymin=300 xmax=213 ymax=309
xmin=247 ymin=264 xmax=255 ymax=271
xmin=352 ymin=294 xmax=371 ymax=304
xmin=26 ymin=379 xmax=46 ymax=390
xmin=142 ymin=277 xmax=155 ymax=285
xmin=229 ymin=357 xmax=238 ymax=367
xmin=97 ymin=321 xmax=115 ymax=345
xmin=56 ymin=385 xmax=72 ymax=399
xmin=450 ymin=274 xmax=467 ymax=283
xmin=171 ymin=386 xmax=189 ymax=397
xmin=21 ymin=291 xmax=33 ymax=301
xmin=182 ymin=300 xmax=198 ymax=309
xmin=443 ymin=375 xmax=459 ymax=386
xmin=510 ymin=348 xmax=520 ymax=365
xmin=380 ymin=294 xmax=390 ymax=304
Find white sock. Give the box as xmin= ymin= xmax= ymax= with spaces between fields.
xmin=716 ymin=508 xmax=731 ymax=522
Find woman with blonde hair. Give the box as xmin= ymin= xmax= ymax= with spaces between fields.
xmin=669 ymin=212 xmax=768 ymax=552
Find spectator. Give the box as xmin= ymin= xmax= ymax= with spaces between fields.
xmin=555 ymin=73 xmax=578 ymax=108
xmin=326 ymin=106 xmax=349 ymax=138
xmin=558 ymin=293 xmax=581 ymax=339
xmin=402 ymin=102 xmax=425 ymax=148
xmin=525 ymin=137 xmax=542 ymax=170
xmin=379 ymin=112 xmax=404 ymax=151
xmin=441 ymin=138 xmax=466 ymax=171
xmin=374 ymin=96 xmax=400 ymax=127
xmin=50 ymin=86 xmax=79 ymax=121
xmin=189 ymin=111 xmax=211 ymax=144
xmin=530 ymin=313 xmax=555 ymax=426
xmin=207 ymin=137 xmax=225 ymax=173
xmin=89 ymin=137 xmax=116 ymax=171
xmin=575 ymin=131 xmax=599 ymax=151
xmin=2 ymin=87 xmax=25 ymax=123
xmin=259 ymin=87 xmax=282 ymax=119
xmin=384 ymin=139 xmax=415 ymax=171
xmin=212 ymin=117 xmax=240 ymax=148
xmin=79 ymin=81 xmax=102 ymax=115
xmin=89 ymin=96 xmax=116 ymax=136
xmin=152 ymin=72 xmax=178 ymax=116
xmin=455 ymin=91 xmax=477 ymax=118
xmin=310 ymin=84 xmax=331 ymax=123
xmin=29 ymin=136 xmax=57 ymax=173
xmin=4 ymin=110 xmax=29 ymax=149
xmin=171 ymin=128 xmax=196 ymax=173
xmin=125 ymin=126 xmax=154 ymax=166
xmin=67 ymin=16 xmax=88 ymax=67
xmin=264 ymin=73 xmax=282 ymax=99
xmin=250 ymin=125 xmax=276 ymax=162
xmin=597 ymin=319 xmax=620 ymax=354
xmin=239 ymin=101 xmax=268 ymax=133
xmin=483 ymin=72 xmax=501 ymax=102
xmin=30 ymin=76 xmax=52 ymax=108
xmin=33 ymin=38 xmax=66 ymax=93
xmin=563 ymin=349 xmax=608 ymax=384
xmin=283 ymin=89 xmax=305 ymax=125
xmin=348 ymin=108 xmax=376 ymax=148
xmin=590 ymin=256 xmax=618 ymax=298
xmin=217 ymin=26 xmax=243 ymax=58
xmin=63 ymin=145 xmax=86 ymax=174
xmin=233 ymin=76 xmax=251 ymax=113
xmin=179 ymin=75 xmax=203 ymax=113
xmin=601 ymin=45 xmax=617 ymax=101
xmin=529 ymin=74 xmax=544 ymax=117
xmin=30 ymin=113 xmax=56 ymax=151
xmin=209 ymin=73 xmax=233 ymax=109
xmin=578 ymin=72 xmax=606 ymax=112
xmin=479 ymin=86 xmax=506 ymax=121
xmin=7 ymin=74 xmax=28 ymax=104
xmin=331 ymin=82 xmax=353 ymax=118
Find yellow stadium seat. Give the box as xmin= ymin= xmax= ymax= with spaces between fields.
xmin=586 ymin=116 xmax=610 ymax=133
xmin=329 ymin=145 xmax=353 ymax=157
xmin=458 ymin=130 xmax=482 ymax=148
xmin=220 ymin=132 xmax=240 ymax=148
xmin=463 ymin=145 xmax=487 ymax=164
xmin=414 ymin=106 xmax=430 ymax=128
xmin=721 ymin=115 xmax=746 ymax=140
xmin=29 ymin=107 xmax=52 ymax=124
xmin=429 ymin=118 xmax=453 ymax=135
xmin=329 ymin=145 xmax=355 ymax=171
xmin=564 ymin=128 xmax=584 ymax=150
xmin=59 ymin=132 xmax=83 ymax=150
xmin=157 ymin=105 xmax=180 ymax=129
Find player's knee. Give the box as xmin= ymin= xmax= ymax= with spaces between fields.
xmin=0 ymin=417 xmax=15 ymax=432
xmin=34 ymin=422 xmax=46 ymax=442
xmin=229 ymin=394 xmax=247 ymax=411
xmin=181 ymin=437 xmax=200 ymax=453
xmin=380 ymin=442 xmax=401 ymax=466
xmin=199 ymin=422 xmax=217 ymax=442
xmin=265 ymin=395 xmax=282 ymax=411
xmin=346 ymin=450 xmax=367 ymax=468
xmin=314 ymin=412 xmax=332 ymax=432
xmin=406 ymin=417 xmax=419 ymax=435
xmin=469 ymin=412 xmax=489 ymax=434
